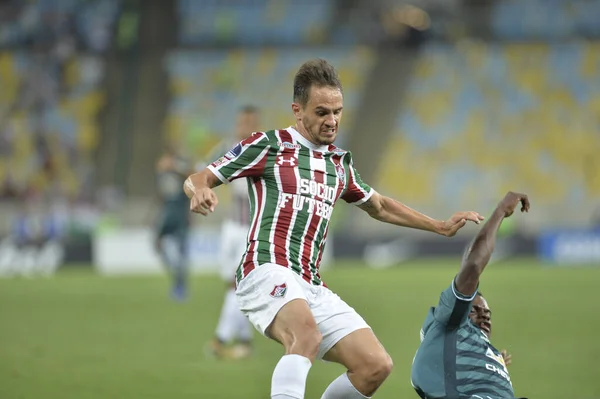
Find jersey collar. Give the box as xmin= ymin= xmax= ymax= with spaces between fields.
xmin=287 ymin=126 xmax=330 ymax=153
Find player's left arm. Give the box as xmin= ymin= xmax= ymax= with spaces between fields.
xmin=341 ymin=154 xmax=483 ymax=236
xmin=358 ymin=192 xmax=484 ymax=237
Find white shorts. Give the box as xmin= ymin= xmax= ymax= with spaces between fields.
xmin=219 ymin=220 xmax=248 ymax=281
xmin=235 ymin=263 xmax=371 ymax=360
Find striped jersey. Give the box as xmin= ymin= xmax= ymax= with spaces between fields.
xmin=207 ymin=127 xmax=373 ymax=285
xmin=411 ymin=279 xmax=516 ymax=399
xmin=229 ymin=169 xmax=251 ymax=226
xmin=204 ymin=141 xmax=251 ymax=226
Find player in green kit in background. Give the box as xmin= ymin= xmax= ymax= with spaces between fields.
xmin=411 ymin=191 xmax=531 ymax=399
xmin=155 ymin=145 xmax=195 ymax=301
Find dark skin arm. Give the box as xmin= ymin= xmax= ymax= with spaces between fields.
xmin=455 ymin=191 xmax=530 ymax=296
xmin=358 ymin=191 xmax=485 ymax=237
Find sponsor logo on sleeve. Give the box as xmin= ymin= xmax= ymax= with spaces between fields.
xmin=212 ymin=156 xmax=228 ymax=167
xmin=225 ymin=143 xmax=243 ymax=159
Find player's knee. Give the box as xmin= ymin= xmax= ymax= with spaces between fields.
xmin=270 ymin=315 xmax=322 ymax=360
xmin=293 ymin=326 xmax=322 ymax=360
xmin=379 ymin=353 xmax=394 ymax=380
xmin=268 ymin=299 xmax=322 ymax=360
xmin=359 ymin=352 xmax=393 ymax=386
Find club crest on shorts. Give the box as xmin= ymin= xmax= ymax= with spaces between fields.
xmin=269 ymin=283 xmax=287 ymax=298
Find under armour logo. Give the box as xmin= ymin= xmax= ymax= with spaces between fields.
xmin=277 ymin=157 xmax=296 ymax=166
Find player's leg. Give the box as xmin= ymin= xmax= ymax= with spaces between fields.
xmin=154 ymin=221 xmax=176 ymax=283
xmin=209 ymin=222 xmax=250 ymax=357
xmin=235 ymin=296 xmax=254 ymax=343
xmin=217 ymin=223 xmax=245 ymax=318
xmin=227 ymin=306 xmax=254 ymax=359
xmin=236 ymin=263 xmax=320 ymax=399
xmin=314 ymin=289 xmax=393 ymax=398
xmin=267 ymin=300 xmax=320 ymax=399
xmin=228 ymin=224 xmax=254 ymax=350
xmin=214 ymin=279 xmax=238 ymax=343
xmin=321 ymin=329 xmax=393 ymax=398
xmin=213 ymin=280 xmax=254 ymax=359
xmin=170 ymin=226 xmax=189 ymax=299
xmin=156 ymin=232 xmax=177 ymax=294
xmin=209 ymin=279 xmax=245 ymax=358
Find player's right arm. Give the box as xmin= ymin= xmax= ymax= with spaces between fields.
xmin=183 ymin=132 xmax=270 ymax=216
xmin=183 ymin=169 xmax=221 ymax=215
xmin=455 ymin=191 xmax=530 ymax=296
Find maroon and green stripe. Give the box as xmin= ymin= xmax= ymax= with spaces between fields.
xmin=214 ymin=132 xmax=269 ymax=181
xmin=270 ymin=130 xmax=299 ymax=268
xmin=299 ymin=151 xmax=326 ymax=284
xmin=235 ymin=134 xmax=372 ymax=286
xmin=312 ymin=153 xmax=347 ymax=277
xmin=286 ymin=144 xmax=313 ymax=281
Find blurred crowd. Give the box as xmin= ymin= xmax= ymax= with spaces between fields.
xmin=0 ymin=0 xmax=118 ymax=202
xmin=0 ymin=0 xmax=598 ymax=247
xmin=0 ymin=1 xmax=120 ymax=267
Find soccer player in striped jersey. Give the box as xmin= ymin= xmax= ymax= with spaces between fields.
xmin=207 ymin=105 xmax=261 ymax=360
xmin=184 ymin=59 xmax=484 ymax=399
xmin=411 ymin=191 xmax=530 ymax=399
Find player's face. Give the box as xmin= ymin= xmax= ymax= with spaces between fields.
xmin=236 ymin=111 xmax=260 ymax=141
xmin=470 ymin=295 xmax=492 ymax=337
xmin=292 ymin=85 xmax=343 ymax=146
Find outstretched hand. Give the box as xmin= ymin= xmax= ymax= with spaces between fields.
xmin=439 ymin=211 xmax=485 ymax=237
xmin=498 ymin=191 xmax=530 ymax=218
xmin=501 ymin=349 xmax=512 ymax=367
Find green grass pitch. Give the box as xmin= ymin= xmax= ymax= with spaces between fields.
xmin=1 ymin=258 xmax=599 ymax=399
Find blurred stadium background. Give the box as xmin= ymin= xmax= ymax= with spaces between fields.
xmin=0 ymin=0 xmax=599 ymax=398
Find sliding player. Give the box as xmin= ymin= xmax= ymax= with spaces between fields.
xmin=411 ymin=191 xmax=530 ymax=399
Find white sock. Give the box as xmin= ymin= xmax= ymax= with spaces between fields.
xmin=320 ymin=373 xmax=370 ymax=399
xmin=271 ymin=354 xmax=312 ymax=399
xmin=215 ymin=288 xmax=239 ymax=342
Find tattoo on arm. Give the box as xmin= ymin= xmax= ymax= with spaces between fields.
xmin=358 ymin=197 xmax=377 ymax=213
